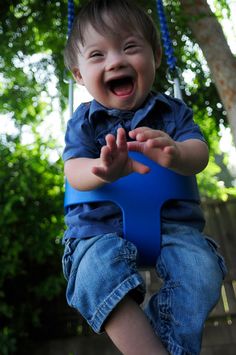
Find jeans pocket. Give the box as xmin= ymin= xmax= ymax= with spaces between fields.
xmin=205 ymin=236 xmax=228 ymax=278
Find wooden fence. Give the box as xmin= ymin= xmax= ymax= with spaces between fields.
xmin=202 ymin=198 xmax=236 ymax=324
xmin=201 ymin=198 xmax=236 ymax=353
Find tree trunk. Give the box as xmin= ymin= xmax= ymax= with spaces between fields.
xmin=179 ymin=0 xmax=236 ymax=146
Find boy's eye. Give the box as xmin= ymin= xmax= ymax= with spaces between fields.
xmin=89 ymin=51 xmax=103 ymax=58
xmin=124 ymin=43 xmax=140 ymax=52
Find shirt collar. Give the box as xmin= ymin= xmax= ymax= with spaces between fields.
xmin=88 ymin=92 xmax=171 ymax=124
xmin=88 ymin=100 xmax=134 ymax=123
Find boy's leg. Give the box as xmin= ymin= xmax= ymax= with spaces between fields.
xmin=63 ymin=233 xmax=168 ymax=354
xmin=145 ymin=224 xmax=227 ymax=355
xmin=105 ymin=295 xmax=168 ymax=355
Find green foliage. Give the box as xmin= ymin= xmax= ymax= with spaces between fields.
xmin=212 ymin=0 xmax=231 ymax=20
xmin=0 ymin=0 xmax=69 ymax=126
xmin=153 ymin=0 xmax=236 ymax=198
xmin=0 ymin=327 xmax=16 ymax=355
xmin=0 ymin=136 xmax=65 ymax=352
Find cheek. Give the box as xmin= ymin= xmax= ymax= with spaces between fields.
xmin=138 ymin=61 xmax=156 ymax=86
xmin=136 ymin=56 xmax=155 ymax=75
xmin=82 ymin=70 xmax=97 ymax=87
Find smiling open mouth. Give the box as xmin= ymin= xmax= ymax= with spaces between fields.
xmin=108 ymin=77 xmax=134 ymax=96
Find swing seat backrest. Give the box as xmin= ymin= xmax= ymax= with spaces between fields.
xmin=64 ymin=152 xmax=200 ymax=266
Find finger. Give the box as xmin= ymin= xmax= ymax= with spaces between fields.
xmin=91 ymin=166 xmax=108 ymax=179
xmin=127 ymin=141 xmax=145 ymax=153
xmin=116 ymin=127 xmax=127 ymax=151
xmin=163 ymin=145 xmax=176 ymax=157
xmin=105 ymin=134 xmax=117 ymax=153
xmin=131 ymin=159 xmax=150 ymax=174
xmin=100 ymin=145 xmax=113 ymax=165
xmin=147 ymin=137 xmax=172 ymax=149
xmin=136 ymin=130 xmax=165 ymax=142
xmin=129 ymin=127 xmax=150 ymax=140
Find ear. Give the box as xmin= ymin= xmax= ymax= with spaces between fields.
xmin=72 ymin=68 xmax=84 ymax=85
xmin=155 ymin=47 xmax=162 ymax=69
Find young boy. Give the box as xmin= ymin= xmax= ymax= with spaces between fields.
xmin=62 ymin=1 xmax=227 ymax=354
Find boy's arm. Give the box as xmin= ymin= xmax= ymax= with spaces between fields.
xmin=168 ymin=139 xmax=209 ymax=175
xmin=64 ymin=157 xmax=107 ymax=191
xmin=128 ymin=127 xmax=209 ymax=176
xmin=65 ymin=128 xmax=149 ymax=191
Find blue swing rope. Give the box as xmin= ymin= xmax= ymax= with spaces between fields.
xmin=67 ymin=0 xmax=75 ymax=36
xmin=66 ymin=0 xmax=182 ymax=113
xmin=67 ymin=0 xmax=75 ymax=118
xmin=156 ymin=0 xmax=177 ymax=71
xmin=156 ymin=0 xmax=182 ymax=99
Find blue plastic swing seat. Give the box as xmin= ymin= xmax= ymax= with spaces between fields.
xmin=64 ymin=152 xmax=200 ymax=267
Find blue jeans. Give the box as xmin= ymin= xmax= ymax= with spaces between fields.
xmin=62 ymin=223 xmax=227 ymax=355
xmin=62 ymin=233 xmax=146 ymax=332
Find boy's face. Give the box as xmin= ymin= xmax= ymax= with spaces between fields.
xmin=73 ymin=23 xmax=160 ymax=111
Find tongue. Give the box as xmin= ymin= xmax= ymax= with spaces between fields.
xmin=111 ymin=79 xmax=133 ymax=96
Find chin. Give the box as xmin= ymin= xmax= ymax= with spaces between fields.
xmin=113 ymin=100 xmax=140 ymax=111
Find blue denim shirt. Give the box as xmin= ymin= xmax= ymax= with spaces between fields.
xmin=63 ymin=92 xmax=206 ymax=240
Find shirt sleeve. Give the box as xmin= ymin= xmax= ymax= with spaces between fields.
xmin=171 ymin=99 xmax=206 ymax=143
xmin=62 ymin=104 xmax=99 ymax=161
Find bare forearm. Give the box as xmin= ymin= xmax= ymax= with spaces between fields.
xmin=64 ymin=157 xmax=107 ymax=191
xmin=64 ymin=129 xmax=150 ymax=191
xmin=171 ymin=140 xmax=209 ymax=175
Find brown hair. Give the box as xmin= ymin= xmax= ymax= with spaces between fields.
xmin=64 ymin=0 xmax=161 ymax=71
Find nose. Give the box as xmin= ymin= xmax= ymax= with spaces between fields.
xmin=105 ymin=51 xmax=127 ymax=71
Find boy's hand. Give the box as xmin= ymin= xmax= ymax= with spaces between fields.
xmin=128 ymin=127 xmax=180 ymax=168
xmin=92 ymin=128 xmax=150 ymax=182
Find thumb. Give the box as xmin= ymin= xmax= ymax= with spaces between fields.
xmin=131 ymin=159 xmax=150 ymax=174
